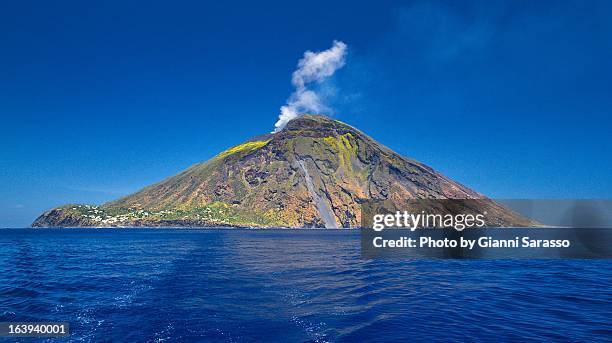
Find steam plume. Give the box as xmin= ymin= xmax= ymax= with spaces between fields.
xmin=273 ymin=41 xmax=347 ymax=132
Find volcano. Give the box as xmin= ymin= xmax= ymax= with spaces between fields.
xmin=33 ymin=115 xmax=532 ymax=228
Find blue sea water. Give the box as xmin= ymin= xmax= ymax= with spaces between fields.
xmin=0 ymin=229 xmax=610 ymax=342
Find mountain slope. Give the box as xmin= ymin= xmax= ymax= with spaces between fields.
xmin=32 ymin=115 xmax=531 ymax=228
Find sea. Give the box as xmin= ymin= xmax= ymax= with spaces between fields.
xmin=0 ymin=228 xmax=610 ymax=342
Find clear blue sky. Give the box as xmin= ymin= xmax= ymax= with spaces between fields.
xmin=1 ymin=0 xmax=611 ymax=227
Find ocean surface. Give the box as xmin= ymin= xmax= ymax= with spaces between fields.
xmin=0 ymin=228 xmax=610 ymax=342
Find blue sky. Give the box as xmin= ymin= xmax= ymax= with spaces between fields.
xmin=1 ymin=0 xmax=611 ymax=227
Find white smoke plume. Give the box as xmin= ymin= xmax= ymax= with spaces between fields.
xmin=273 ymin=40 xmax=347 ymax=132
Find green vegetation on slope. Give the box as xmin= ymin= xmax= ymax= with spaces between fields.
xmin=215 ymin=140 xmax=270 ymax=160
xmin=55 ymin=202 xmax=283 ymax=227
